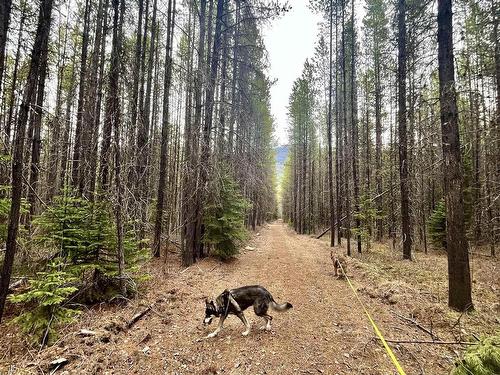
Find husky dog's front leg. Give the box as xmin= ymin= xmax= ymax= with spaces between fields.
xmin=206 ymin=316 xmax=225 ymax=338
xmin=228 ymin=293 xmax=250 ymax=336
xmin=236 ymin=312 xmax=251 ymax=336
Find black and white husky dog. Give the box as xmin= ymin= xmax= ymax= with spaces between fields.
xmin=203 ymin=285 xmax=292 ymax=338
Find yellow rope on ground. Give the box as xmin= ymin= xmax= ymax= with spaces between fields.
xmin=338 ymin=262 xmax=407 ymax=375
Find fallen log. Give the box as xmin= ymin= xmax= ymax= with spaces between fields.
xmin=316 ymin=215 xmax=346 ymax=239
xmin=316 ymin=227 xmax=331 ymax=240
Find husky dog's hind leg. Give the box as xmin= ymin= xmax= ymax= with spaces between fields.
xmin=254 ymin=299 xmax=273 ymax=331
xmin=259 ymin=314 xmax=272 ymax=331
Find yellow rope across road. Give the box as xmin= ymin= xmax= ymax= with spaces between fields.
xmin=339 ymin=263 xmax=407 ymax=375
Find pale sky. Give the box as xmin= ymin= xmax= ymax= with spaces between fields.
xmin=263 ymin=0 xmax=322 ymax=146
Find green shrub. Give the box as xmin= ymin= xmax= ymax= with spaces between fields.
xmin=34 ymin=188 xmax=147 ymax=277
xmin=8 ymin=262 xmax=80 ymax=345
xmin=203 ymin=169 xmax=250 ymax=260
xmin=428 ymin=199 xmax=447 ymax=249
xmin=8 ymin=189 xmax=149 ymax=346
xmin=34 ymin=190 xmax=105 ymax=268
xmin=450 ymin=335 xmax=500 ymax=375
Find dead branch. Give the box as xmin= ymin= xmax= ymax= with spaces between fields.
xmin=316 ymin=227 xmax=331 ymax=240
xmin=127 ymin=306 xmax=152 ymax=329
xmin=316 ymin=215 xmax=347 ymax=239
xmin=393 ymin=311 xmax=440 ymax=341
xmin=377 ymin=338 xmax=479 ymax=345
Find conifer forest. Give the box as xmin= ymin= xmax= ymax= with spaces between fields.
xmin=0 ymin=0 xmax=499 ymax=373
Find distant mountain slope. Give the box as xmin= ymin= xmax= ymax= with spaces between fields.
xmin=275 ymin=145 xmax=289 ymax=180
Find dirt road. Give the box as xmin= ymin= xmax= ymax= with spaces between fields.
xmin=3 ymin=222 xmax=464 ymax=374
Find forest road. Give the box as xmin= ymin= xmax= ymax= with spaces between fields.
xmin=121 ymin=222 xmax=407 ymax=375
xmin=20 ymin=222 xmax=424 ymax=374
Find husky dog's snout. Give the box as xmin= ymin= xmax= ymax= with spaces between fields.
xmin=204 ymin=298 xmax=218 ymax=325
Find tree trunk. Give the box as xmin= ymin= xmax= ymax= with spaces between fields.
xmin=129 ymin=0 xmax=144 ymax=153
xmin=228 ymin=0 xmax=240 ymax=154
xmin=341 ymin=0 xmax=351 ymax=256
xmin=0 ymin=0 xmax=12 ymax=95
xmin=363 ymin=75 xmax=371 ymax=236
xmin=196 ymin=0 xmax=224 ymax=257
xmin=72 ymin=0 xmax=91 ymax=194
xmin=100 ymin=0 xmax=123 ymax=192
xmin=302 ymin=121 xmax=307 ymax=234
xmin=60 ymin=53 xmax=77 ymax=189
xmin=389 ymin=84 xmax=397 ymax=249
xmin=0 ymin=0 xmax=53 ymax=323
xmin=152 ymin=0 xmax=175 ymax=258
xmin=198 ymin=0 xmax=225 ymax=222
xmin=27 ymin=42 xmax=49 ymax=220
xmin=46 ymin=9 xmax=70 ymax=201
xmin=327 ymin=0 xmax=335 ymax=247
xmin=88 ymin=0 xmax=109 ymax=199
xmin=351 ymin=2 xmax=361 ymax=253
xmin=183 ymin=0 xmax=207 ymax=265
xmin=111 ymin=0 xmax=126 ymax=295
xmin=4 ymin=7 xmax=25 ymax=150
xmin=82 ymin=0 xmax=106 ymax=198
xmin=180 ymin=1 xmax=194 ymax=265
xmin=1 ymin=8 xmax=25 ymax=187
xmin=335 ymin=1 xmax=342 ymax=246
xmin=374 ymin=37 xmax=383 ymax=241
xmin=437 ymin=0 xmax=473 ymax=311
xmin=397 ymin=0 xmax=412 ymax=260
xmin=492 ymin=0 xmax=499 ymax=256
xmin=137 ymin=0 xmax=157 ymax=246
xmin=217 ymin=0 xmax=229 ymax=155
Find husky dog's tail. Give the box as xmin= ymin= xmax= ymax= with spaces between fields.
xmin=270 ymin=300 xmax=293 ymax=311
